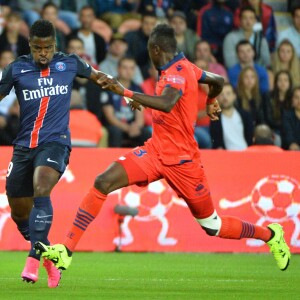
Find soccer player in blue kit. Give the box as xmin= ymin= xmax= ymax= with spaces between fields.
xmin=0 ymin=20 xmax=108 ymax=288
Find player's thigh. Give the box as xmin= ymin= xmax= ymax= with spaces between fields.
xmin=163 ymin=161 xmax=215 ymax=219
xmin=6 ymin=145 xmax=34 ymax=198
xmin=8 ymin=197 xmax=33 ymax=219
xmin=116 ymin=146 xmax=162 ymax=187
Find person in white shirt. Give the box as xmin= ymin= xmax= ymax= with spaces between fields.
xmin=210 ymin=83 xmax=254 ymax=150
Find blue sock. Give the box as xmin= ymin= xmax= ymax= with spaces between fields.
xmin=16 ymin=219 xmax=30 ymax=241
xmin=29 ymin=196 xmax=53 ymax=259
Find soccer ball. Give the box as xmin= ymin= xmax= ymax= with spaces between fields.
xmin=251 ymin=175 xmax=300 ymax=222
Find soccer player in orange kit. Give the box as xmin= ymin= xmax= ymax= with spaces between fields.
xmin=36 ymin=24 xmax=290 ymax=272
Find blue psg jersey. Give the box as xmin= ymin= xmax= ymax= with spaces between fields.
xmin=0 ymin=52 xmax=92 ymax=148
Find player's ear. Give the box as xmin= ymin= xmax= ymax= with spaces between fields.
xmin=153 ymin=44 xmax=160 ymax=55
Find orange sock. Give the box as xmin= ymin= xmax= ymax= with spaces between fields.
xmin=218 ymin=216 xmax=272 ymax=242
xmin=64 ymin=187 xmax=106 ymax=252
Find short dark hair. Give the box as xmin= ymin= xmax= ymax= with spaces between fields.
xmin=79 ymin=5 xmax=95 ymax=15
xmin=236 ymin=40 xmax=255 ymax=53
xmin=142 ymin=11 xmax=157 ymax=20
xmin=149 ymin=24 xmax=177 ymax=53
xmin=42 ymin=1 xmax=58 ymax=12
xmin=291 ymin=5 xmax=300 ymax=16
xmin=239 ymin=6 xmax=256 ymax=18
xmin=118 ymin=56 xmax=136 ymax=68
xmin=29 ymin=19 xmax=56 ymax=39
xmin=67 ymin=37 xmax=84 ymax=48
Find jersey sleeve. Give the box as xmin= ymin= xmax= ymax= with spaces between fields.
xmin=71 ymin=54 xmax=92 ymax=78
xmin=0 ymin=63 xmax=14 ymax=96
xmin=192 ymin=64 xmax=207 ymax=83
xmin=164 ymin=71 xmax=187 ymax=96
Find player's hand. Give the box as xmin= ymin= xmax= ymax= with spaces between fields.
xmin=128 ymin=100 xmax=142 ymax=111
xmin=206 ymin=99 xmax=221 ymax=121
xmin=97 ymin=75 xmax=124 ymax=96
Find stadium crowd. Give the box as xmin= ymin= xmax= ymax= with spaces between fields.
xmin=0 ymin=0 xmax=299 ymax=150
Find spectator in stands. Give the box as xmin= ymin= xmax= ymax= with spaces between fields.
xmin=139 ymin=0 xmax=174 ymax=18
xmin=282 ymin=86 xmax=300 ymax=150
xmin=278 ymin=5 xmax=300 ymax=58
xmin=125 ymin=12 xmax=157 ymax=79
xmin=0 ymin=50 xmax=16 ymax=117
xmin=96 ymin=0 xmax=139 ymax=31
xmin=264 ymin=71 xmax=293 ymax=144
xmin=0 ymin=12 xmax=30 ymax=57
xmin=246 ymin=124 xmax=283 ymax=152
xmin=99 ymin=33 xmax=144 ymax=86
xmin=100 ymin=57 xmax=151 ymax=147
xmin=41 ymin=2 xmax=69 ymax=52
xmin=236 ymin=66 xmax=266 ymax=125
xmin=197 ymin=0 xmax=234 ymax=63
xmin=68 ymin=5 xmax=106 ymax=65
xmin=272 ymin=39 xmax=300 ymax=87
xmin=223 ymin=6 xmax=270 ymax=68
xmin=169 ymin=10 xmax=199 ymax=61
xmin=228 ymin=40 xmax=269 ymax=94
xmin=69 ymin=89 xmax=106 ymax=147
xmin=234 ymin=0 xmax=277 ymax=52
xmin=210 ymin=83 xmax=253 ymax=150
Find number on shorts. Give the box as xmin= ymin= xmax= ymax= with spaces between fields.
xmin=6 ymin=162 xmax=13 ymax=177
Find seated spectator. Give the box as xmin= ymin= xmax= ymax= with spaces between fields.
xmin=282 ymin=87 xmax=300 ymax=150
xmin=265 ymin=71 xmax=293 ymax=141
xmin=277 ymin=5 xmax=300 ymax=58
xmin=41 ymin=2 xmax=70 ymax=52
xmin=125 ymin=12 xmax=157 ymax=79
xmin=0 ymin=50 xmax=16 ymax=117
xmin=223 ymin=6 xmax=270 ymax=68
xmin=68 ymin=5 xmax=107 ymax=65
xmin=228 ymin=40 xmax=269 ymax=94
xmin=197 ymin=0 xmax=234 ymax=63
xmin=100 ymin=57 xmax=151 ymax=147
xmin=194 ymin=40 xmax=228 ymax=80
xmin=99 ymin=33 xmax=144 ymax=86
xmin=139 ymin=0 xmax=174 ymax=18
xmin=246 ymin=124 xmax=284 ymax=152
xmin=169 ymin=11 xmax=199 ymax=61
xmin=0 ymin=12 xmax=30 ymax=57
xmin=69 ymin=90 xmax=106 ymax=147
xmin=234 ymin=0 xmax=277 ymax=52
xmin=272 ymin=39 xmax=300 ymax=87
xmin=210 ymin=83 xmax=253 ymax=150
xmin=236 ymin=66 xmax=266 ymax=125
xmin=96 ymin=0 xmax=139 ymax=31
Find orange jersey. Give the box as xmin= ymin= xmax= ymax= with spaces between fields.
xmin=146 ymin=52 xmax=207 ymax=165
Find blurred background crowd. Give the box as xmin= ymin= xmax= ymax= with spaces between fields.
xmin=0 ymin=0 xmax=299 ymax=151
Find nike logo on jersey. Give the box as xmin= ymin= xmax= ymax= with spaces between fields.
xmin=47 ymin=158 xmax=59 ymax=164
xmin=37 ymin=214 xmax=53 ymax=219
xmin=21 ymin=69 xmax=31 ymax=73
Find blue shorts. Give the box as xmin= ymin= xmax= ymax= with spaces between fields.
xmin=6 ymin=142 xmax=71 ymax=197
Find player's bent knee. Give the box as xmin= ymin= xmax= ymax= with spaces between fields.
xmin=94 ymin=174 xmax=110 ymax=194
xmin=196 ymin=210 xmax=222 ymax=236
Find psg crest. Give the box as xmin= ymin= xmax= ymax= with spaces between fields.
xmin=55 ymin=62 xmax=66 ymax=71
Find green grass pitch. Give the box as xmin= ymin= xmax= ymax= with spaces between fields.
xmin=0 ymin=251 xmax=299 ymax=300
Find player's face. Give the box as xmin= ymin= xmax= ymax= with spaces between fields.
xmin=278 ymin=44 xmax=293 ymax=63
xmin=147 ymin=41 xmax=159 ymax=69
xmin=29 ymin=36 xmax=56 ymax=69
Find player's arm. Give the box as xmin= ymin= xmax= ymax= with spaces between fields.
xmin=98 ymin=76 xmax=181 ymax=113
xmin=199 ymin=71 xmax=224 ymax=121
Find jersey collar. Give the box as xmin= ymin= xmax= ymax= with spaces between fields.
xmin=157 ymin=52 xmax=185 ymax=71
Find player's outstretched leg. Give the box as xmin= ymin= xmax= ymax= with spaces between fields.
xmin=196 ymin=211 xmax=291 ymax=271
xmin=266 ymin=223 xmax=291 ymax=271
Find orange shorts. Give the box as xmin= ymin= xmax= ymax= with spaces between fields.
xmin=116 ymin=144 xmax=214 ymax=219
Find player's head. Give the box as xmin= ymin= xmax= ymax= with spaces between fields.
xmin=29 ymin=20 xmax=56 ymax=69
xmin=147 ymin=24 xmax=177 ymax=68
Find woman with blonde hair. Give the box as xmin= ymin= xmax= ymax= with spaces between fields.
xmin=236 ymin=66 xmax=266 ymax=124
xmin=272 ymin=39 xmax=300 ymax=86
